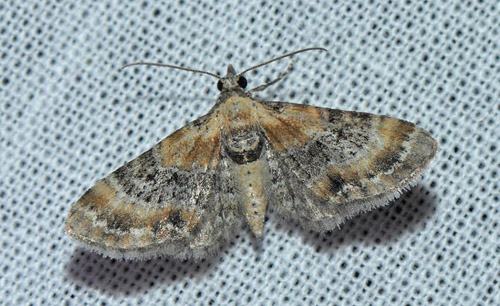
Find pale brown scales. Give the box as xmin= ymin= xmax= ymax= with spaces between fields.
xmin=159 ymin=116 xmax=222 ymax=170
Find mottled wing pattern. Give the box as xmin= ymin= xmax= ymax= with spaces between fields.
xmin=65 ymin=114 xmax=241 ymax=260
xmin=259 ymin=101 xmax=437 ymax=231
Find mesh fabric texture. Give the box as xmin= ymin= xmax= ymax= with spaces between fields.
xmin=1 ymin=0 xmax=499 ymax=305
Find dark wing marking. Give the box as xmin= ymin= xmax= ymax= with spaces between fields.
xmin=260 ymin=101 xmax=437 ymax=231
xmin=65 ymin=114 xmax=241 ymax=260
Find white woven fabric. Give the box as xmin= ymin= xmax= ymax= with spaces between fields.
xmin=1 ymin=1 xmax=499 ymax=305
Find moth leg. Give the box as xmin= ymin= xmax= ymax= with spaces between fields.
xmin=249 ymin=59 xmax=296 ymax=93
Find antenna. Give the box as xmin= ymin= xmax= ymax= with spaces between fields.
xmin=120 ymin=47 xmax=327 ymax=79
xmin=238 ymin=47 xmax=327 ymax=76
xmin=120 ymin=62 xmax=221 ymax=79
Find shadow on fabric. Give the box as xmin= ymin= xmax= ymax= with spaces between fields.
xmin=64 ymin=184 xmax=437 ymax=296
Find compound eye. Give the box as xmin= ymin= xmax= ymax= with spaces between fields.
xmin=237 ymin=76 xmax=247 ymax=89
xmin=217 ymin=80 xmax=223 ymax=91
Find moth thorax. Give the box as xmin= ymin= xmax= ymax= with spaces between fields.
xmin=224 ymin=129 xmax=264 ymax=164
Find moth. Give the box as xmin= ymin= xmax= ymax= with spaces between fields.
xmin=65 ymin=48 xmax=438 ymax=260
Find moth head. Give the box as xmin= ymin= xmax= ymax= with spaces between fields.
xmin=217 ymin=65 xmax=248 ymax=92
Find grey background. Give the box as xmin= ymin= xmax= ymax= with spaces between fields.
xmin=1 ymin=0 xmax=498 ymax=305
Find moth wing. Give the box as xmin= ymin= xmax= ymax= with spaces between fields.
xmin=259 ymin=101 xmax=438 ymax=231
xmin=65 ymin=113 xmax=241 ymax=260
